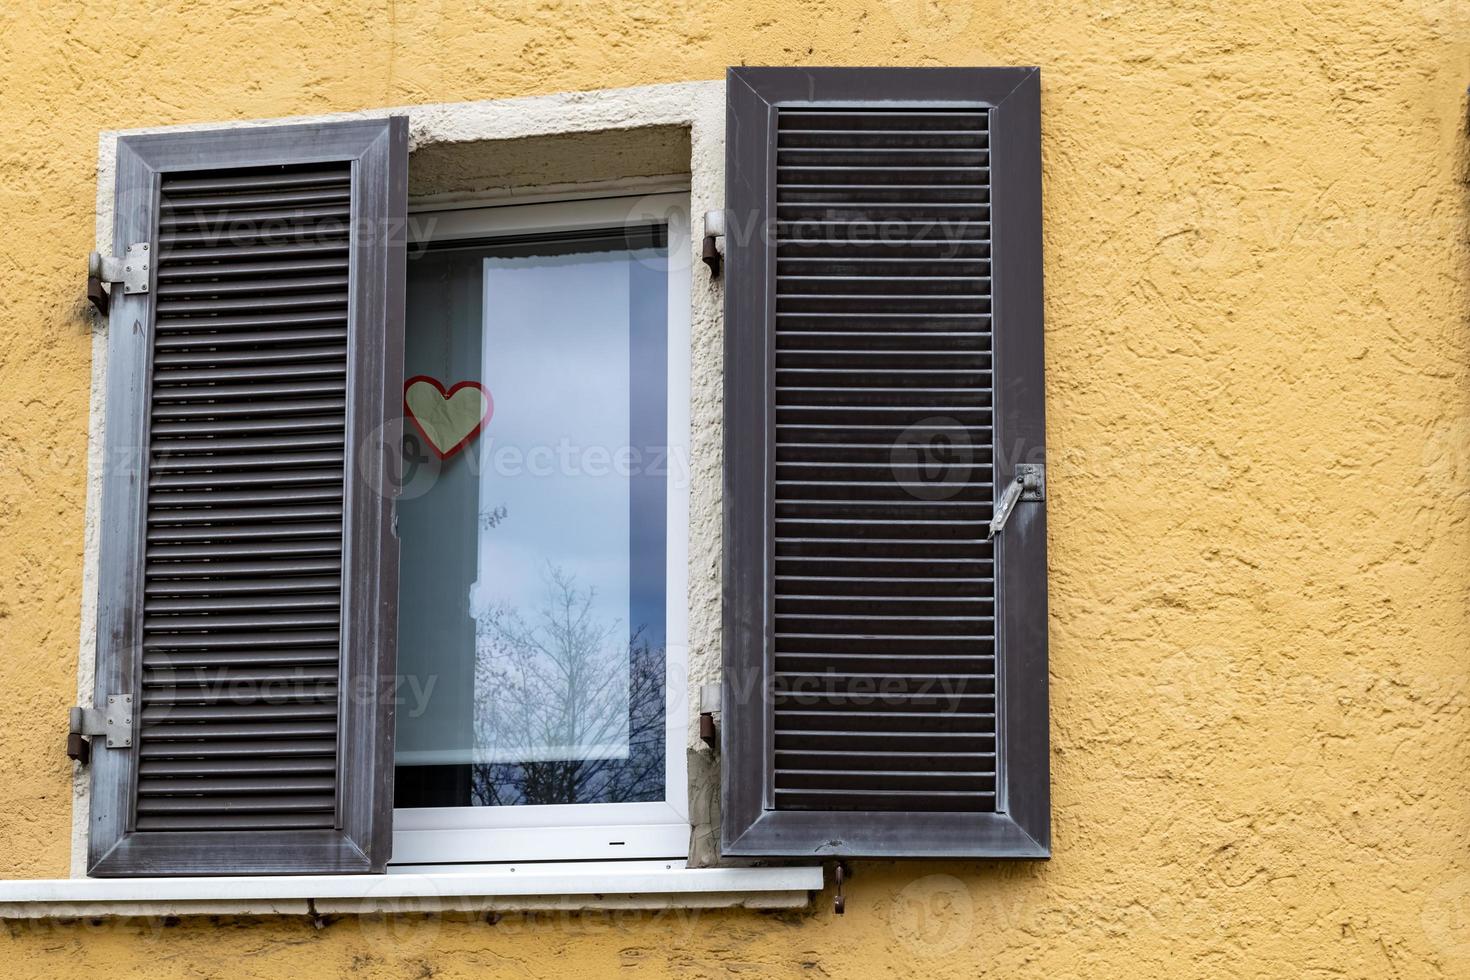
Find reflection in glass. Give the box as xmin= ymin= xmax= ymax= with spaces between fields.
xmin=395 ymin=226 xmax=668 ymax=808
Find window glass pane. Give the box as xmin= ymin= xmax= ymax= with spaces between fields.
xmin=395 ymin=225 xmax=668 ymax=808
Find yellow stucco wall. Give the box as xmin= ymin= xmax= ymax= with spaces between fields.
xmin=3 ymin=0 xmax=1470 ymax=975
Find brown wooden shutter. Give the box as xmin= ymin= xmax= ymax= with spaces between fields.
xmin=721 ymin=68 xmax=1048 ymax=858
xmin=88 ymin=118 xmax=407 ymax=875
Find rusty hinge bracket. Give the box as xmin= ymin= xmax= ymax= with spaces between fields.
xmin=87 ymin=243 xmax=151 ymax=316
xmin=698 ymin=682 xmax=720 ymax=750
xmin=67 ymin=695 xmax=134 ymax=763
xmin=833 ymin=861 xmax=850 ymax=915
xmin=701 ymin=210 xmax=726 ymax=278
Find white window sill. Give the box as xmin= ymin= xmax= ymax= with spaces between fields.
xmin=0 ymin=862 xmax=822 ymax=920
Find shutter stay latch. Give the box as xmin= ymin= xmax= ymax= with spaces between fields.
xmin=86 ymin=243 xmax=151 ymax=316
xmin=66 ymin=695 xmax=134 ymax=764
xmin=987 ymin=463 xmax=1045 ymax=540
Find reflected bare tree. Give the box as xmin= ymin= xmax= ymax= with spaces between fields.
xmin=471 ymin=565 xmax=664 ymax=806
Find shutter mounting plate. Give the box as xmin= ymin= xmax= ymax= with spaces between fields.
xmin=86 ymin=243 xmax=151 ymax=315
xmin=90 ymin=244 xmax=151 ymax=294
xmin=68 ymin=696 xmax=134 ymax=760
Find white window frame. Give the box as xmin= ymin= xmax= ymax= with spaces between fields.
xmin=391 ymin=191 xmax=693 ymax=865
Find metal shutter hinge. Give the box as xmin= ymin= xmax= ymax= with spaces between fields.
xmin=832 ymin=861 xmax=851 ymax=915
xmin=66 ymin=695 xmax=134 ymax=763
xmin=699 ymin=682 xmax=721 ymax=749
xmin=86 ymin=243 xmax=151 ymax=316
xmin=702 ymin=210 xmax=726 ymax=277
xmin=986 ymin=463 xmax=1045 ymax=540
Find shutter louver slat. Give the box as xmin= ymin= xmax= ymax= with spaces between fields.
xmin=157 ymin=257 xmax=352 ymax=281
xmin=154 ymin=313 xmax=349 ymax=334
xmin=138 ymin=755 xmax=337 ymax=773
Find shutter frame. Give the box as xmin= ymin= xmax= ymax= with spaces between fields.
xmin=721 ymin=67 xmax=1048 ymax=859
xmin=88 ymin=117 xmax=407 ymax=876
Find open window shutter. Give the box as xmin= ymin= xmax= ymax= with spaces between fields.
xmin=721 ymin=68 xmax=1048 ymax=858
xmin=88 ymin=118 xmax=407 ymax=875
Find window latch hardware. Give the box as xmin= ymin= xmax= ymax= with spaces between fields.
xmin=86 ymin=243 xmax=151 ymax=316
xmin=67 ymin=696 xmax=134 ymax=764
xmin=987 ymin=463 xmax=1045 ymax=540
xmin=702 ymin=210 xmax=726 ymax=277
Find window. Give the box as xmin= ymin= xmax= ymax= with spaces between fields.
xmin=392 ymin=195 xmax=692 ymax=864
xmin=79 ymin=68 xmax=1047 ymax=881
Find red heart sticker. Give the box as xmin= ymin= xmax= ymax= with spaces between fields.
xmin=404 ymin=376 xmax=493 ymax=460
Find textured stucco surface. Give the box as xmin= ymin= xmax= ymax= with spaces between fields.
xmin=2 ymin=0 xmax=1470 ymax=977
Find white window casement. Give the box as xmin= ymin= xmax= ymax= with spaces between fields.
xmin=390 ymin=193 xmax=693 ymax=865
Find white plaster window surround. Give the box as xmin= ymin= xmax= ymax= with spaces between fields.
xmin=3 ymin=80 xmax=820 ymax=916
